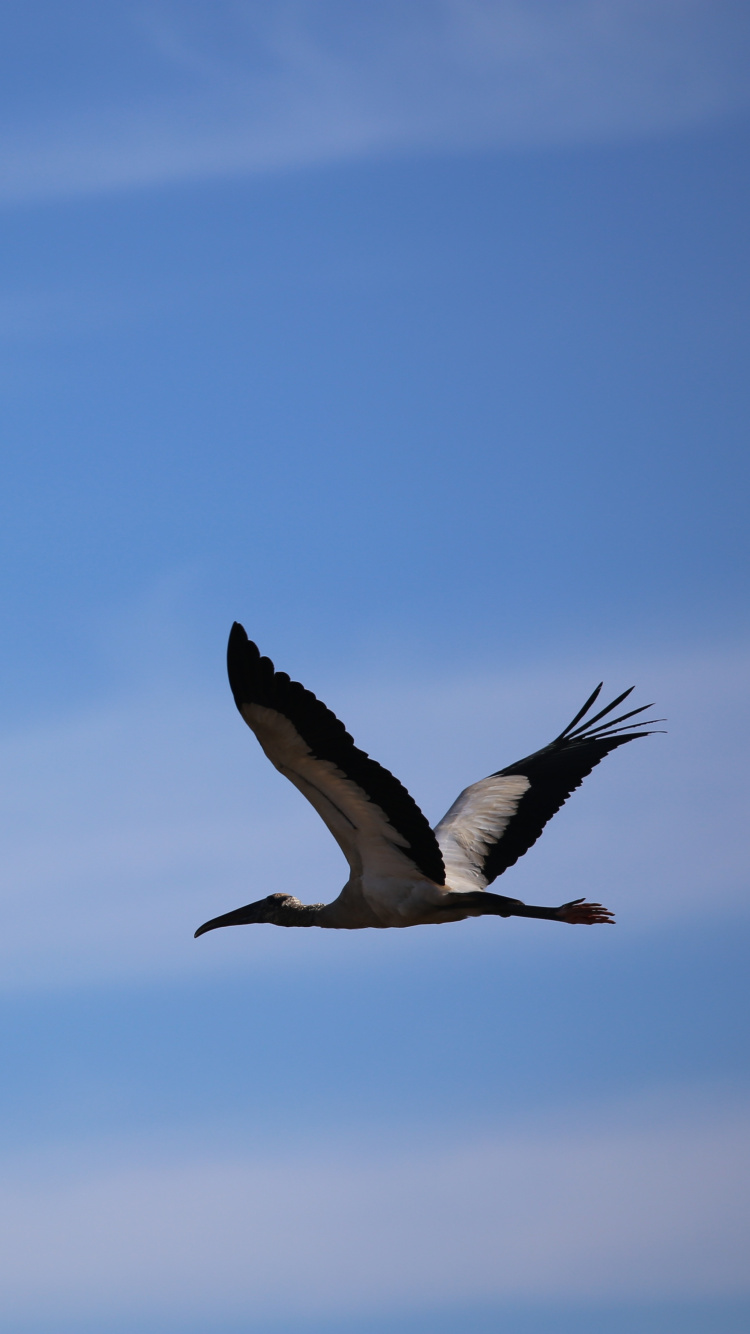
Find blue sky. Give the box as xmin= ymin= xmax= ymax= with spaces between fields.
xmin=0 ymin=4 xmax=748 ymax=1332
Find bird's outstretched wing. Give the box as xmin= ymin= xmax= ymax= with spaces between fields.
xmin=434 ymin=684 xmax=662 ymax=893
xmin=227 ymin=623 xmax=445 ymax=884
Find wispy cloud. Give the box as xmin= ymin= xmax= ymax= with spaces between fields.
xmin=0 ymin=1095 xmax=747 ymax=1324
xmin=0 ymin=640 xmax=747 ymax=991
xmin=0 ymin=1 xmax=748 ymax=204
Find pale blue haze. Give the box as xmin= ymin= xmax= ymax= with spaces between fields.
xmin=0 ymin=4 xmax=748 ymax=1332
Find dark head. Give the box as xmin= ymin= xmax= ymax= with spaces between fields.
xmin=194 ymin=893 xmax=298 ymax=937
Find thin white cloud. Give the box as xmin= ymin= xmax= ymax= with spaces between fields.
xmin=0 ymin=639 xmax=747 ymax=991
xmin=0 ymin=1 xmax=748 ymax=204
xmin=0 ymin=1096 xmax=746 ymax=1323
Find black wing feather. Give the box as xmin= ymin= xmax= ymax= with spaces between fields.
xmin=227 ymin=623 xmax=445 ymax=884
xmin=482 ymin=686 xmax=661 ymax=885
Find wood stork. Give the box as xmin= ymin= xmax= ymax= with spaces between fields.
xmin=195 ymin=623 xmax=661 ymax=937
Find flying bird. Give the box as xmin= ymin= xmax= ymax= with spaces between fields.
xmin=195 ymin=624 xmax=661 ymax=937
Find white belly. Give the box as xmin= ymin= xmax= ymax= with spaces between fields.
xmin=360 ymin=872 xmax=452 ymax=927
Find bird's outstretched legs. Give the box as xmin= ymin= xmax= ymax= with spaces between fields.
xmin=438 ymin=890 xmax=614 ymax=925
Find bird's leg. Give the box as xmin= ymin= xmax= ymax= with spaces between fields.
xmin=438 ymin=891 xmax=614 ymax=925
xmin=485 ymin=891 xmax=614 ymax=924
xmin=509 ymin=896 xmax=614 ymax=924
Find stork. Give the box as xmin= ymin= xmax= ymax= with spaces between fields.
xmin=195 ymin=624 xmax=661 ymax=937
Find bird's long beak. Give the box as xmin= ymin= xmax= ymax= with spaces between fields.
xmin=194 ymin=900 xmax=266 ymax=938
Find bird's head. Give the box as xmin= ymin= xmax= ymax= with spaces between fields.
xmin=194 ymin=893 xmax=297 ymax=937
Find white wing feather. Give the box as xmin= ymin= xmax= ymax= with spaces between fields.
xmin=241 ymin=702 xmax=426 ymax=882
xmin=434 ymin=774 xmax=531 ymax=893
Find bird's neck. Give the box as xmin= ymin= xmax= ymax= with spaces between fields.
xmin=272 ymin=897 xmax=327 ymax=927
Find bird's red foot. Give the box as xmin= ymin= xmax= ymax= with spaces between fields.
xmin=555 ymin=897 xmax=615 ymax=925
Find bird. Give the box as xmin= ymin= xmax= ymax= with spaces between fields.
xmin=195 ymin=623 xmax=662 ymax=938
